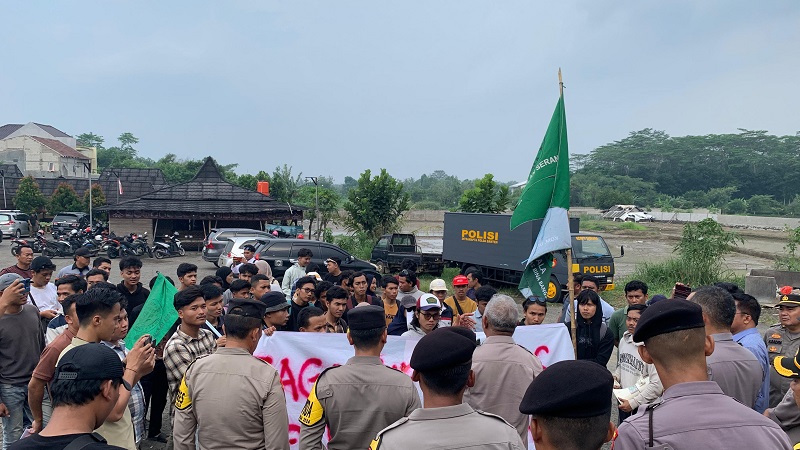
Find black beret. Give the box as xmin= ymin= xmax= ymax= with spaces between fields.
xmin=519 ymin=360 xmax=612 ymax=417
xmin=410 ymin=327 xmax=477 ymax=372
xmin=632 ymin=299 xmax=704 ymax=343
xmin=347 ymin=305 xmax=385 ymax=330
xmin=260 ymin=291 xmax=290 ymax=313
xmin=228 ymin=299 xmax=267 ymax=318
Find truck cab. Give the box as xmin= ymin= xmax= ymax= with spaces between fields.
xmin=548 ymin=233 xmax=617 ymax=300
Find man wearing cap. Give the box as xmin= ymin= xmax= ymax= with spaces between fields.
xmin=767 ymin=294 xmax=800 ymax=407
xmin=0 ymin=273 xmax=43 ymax=449
xmin=613 ymin=300 xmax=791 ymax=449
xmin=444 ymin=275 xmax=477 ymax=316
xmin=57 ymin=247 xmax=92 ymax=279
xmin=766 ymin=351 xmax=800 ymax=447
xmin=0 ymin=246 xmax=33 ymax=279
xmin=261 ymin=291 xmax=291 ymax=334
xmin=173 ymin=299 xmax=289 ymax=450
xmin=10 ymin=344 xmax=130 ymax=450
xmin=690 ymin=286 xmax=762 ymax=408
xmin=323 ymin=257 xmax=344 ymax=285
xmin=371 ymin=327 xmax=523 ymax=449
xmin=519 ymin=360 xmax=616 ymax=450
xmin=464 ymin=295 xmax=543 ymax=444
xmin=300 ymin=305 xmax=420 ymax=450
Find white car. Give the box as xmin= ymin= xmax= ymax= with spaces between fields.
xmin=217 ymin=236 xmax=271 ymax=269
xmin=616 ymin=211 xmax=654 ymax=222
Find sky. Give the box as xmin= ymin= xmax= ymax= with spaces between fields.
xmin=2 ymin=1 xmax=798 ymax=183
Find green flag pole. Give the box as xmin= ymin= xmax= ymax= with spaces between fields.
xmin=557 ymin=68 xmax=577 ymax=357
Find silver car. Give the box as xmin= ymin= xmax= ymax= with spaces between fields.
xmin=0 ymin=210 xmax=31 ymax=238
xmin=217 ymin=236 xmax=272 ymax=269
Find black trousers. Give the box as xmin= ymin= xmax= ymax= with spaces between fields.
xmin=140 ymin=358 xmax=169 ymax=437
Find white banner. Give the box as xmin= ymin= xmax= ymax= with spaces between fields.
xmin=253 ymin=323 xmax=573 ymax=448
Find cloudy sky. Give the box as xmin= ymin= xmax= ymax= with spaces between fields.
xmin=2 ymin=1 xmax=798 ymax=182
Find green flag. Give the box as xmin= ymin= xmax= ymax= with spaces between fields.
xmin=511 ymin=94 xmax=571 ymax=298
xmin=126 ymin=272 xmax=179 ymax=350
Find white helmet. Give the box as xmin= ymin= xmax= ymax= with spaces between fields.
xmin=95 ymin=235 xmax=102 ymax=241
xmin=71 ymin=229 xmax=78 ymax=236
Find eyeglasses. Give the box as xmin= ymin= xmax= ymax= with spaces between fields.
xmin=299 ymin=288 xmax=315 ymax=293
xmin=420 ymin=311 xmax=441 ymax=320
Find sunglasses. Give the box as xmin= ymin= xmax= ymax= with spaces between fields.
xmin=523 ymin=298 xmax=547 ymax=307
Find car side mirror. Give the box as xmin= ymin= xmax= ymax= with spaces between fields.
xmin=346 ymin=255 xmax=354 ymax=264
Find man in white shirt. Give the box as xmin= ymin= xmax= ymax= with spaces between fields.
xmin=28 ymin=256 xmax=60 ymax=321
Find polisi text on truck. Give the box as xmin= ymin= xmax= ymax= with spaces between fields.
xmin=461 ymin=229 xmax=499 ymax=244
xmin=583 ymin=265 xmax=612 ymax=274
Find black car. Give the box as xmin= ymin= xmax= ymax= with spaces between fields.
xmin=255 ymin=239 xmax=379 ymax=281
xmin=51 ymin=212 xmax=90 ymax=234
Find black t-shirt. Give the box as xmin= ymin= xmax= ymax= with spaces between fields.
xmin=9 ymin=433 xmax=124 ymax=450
xmin=117 ymin=282 xmax=150 ymax=326
xmin=323 ymin=272 xmax=343 ymax=285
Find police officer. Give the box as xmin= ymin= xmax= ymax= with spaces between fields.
xmin=519 ymin=360 xmax=616 ymax=450
xmin=766 ymin=294 xmax=800 ymax=407
xmin=172 ymin=299 xmax=289 ymax=450
xmin=614 ymin=300 xmax=791 ymax=449
xmin=299 ymin=305 xmax=420 ymax=450
xmin=370 ymin=327 xmax=524 ymax=449
xmin=767 ymin=349 xmax=800 ymax=447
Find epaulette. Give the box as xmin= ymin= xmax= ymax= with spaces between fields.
xmin=475 ymin=409 xmax=515 ymax=428
xmin=369 ymin=417 xmax=410 ymax=450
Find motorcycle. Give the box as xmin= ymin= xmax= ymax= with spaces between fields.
xmin=10 ymin=231 xmax=46 ymax=256
xmin=130 ymin=232 xmax=153 ymax=258
xmin=106 ymin=233 xmax=135 ymax=259
xmin=41 ymin=235 xmax=75 ymax=258
xmin=153 ymin=232 xmax=186 ymax=259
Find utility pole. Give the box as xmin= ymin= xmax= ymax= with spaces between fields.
xmin=305 ymin=176 xmax=319 ymax=240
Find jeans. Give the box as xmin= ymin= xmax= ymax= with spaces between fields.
xmin=0 ymin=383 xmax=32 ymax=450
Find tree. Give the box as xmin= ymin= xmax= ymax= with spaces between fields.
xmin=459 ymin=174 xmax=509 ymax=213
xmin=83 ymin=183 xmax=107 ymax=213
xmin=49 ymin=183 xmax=84 ymax=215
xmin=297 ymin=186 xmax=341 ymax=240
xmin=343 ymin=169 xmax=410 ymax=239
xmin=14 ymin=176 xmax=47 ymax=215
xmin=270 ymin=165 xmax=302 ymax=204
xmin=76 ymin=132 xmax=105 ymax=149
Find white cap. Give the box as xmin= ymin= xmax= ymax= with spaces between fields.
xmin=429 ymin=279 xmax=447 ymax=291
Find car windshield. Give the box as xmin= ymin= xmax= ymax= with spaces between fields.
xmin=54 ymin=214 xmax=80 ymax=221
xmin=0 ymin=214 xmax=10 ymax=222
xmin=572 ymin=235 xmax=611 ymax=258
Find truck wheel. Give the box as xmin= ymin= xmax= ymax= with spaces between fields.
xmin=546 ymin=276 xmax=562 ymax=302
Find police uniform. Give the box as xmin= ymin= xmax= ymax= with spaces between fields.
xmin=767 ymin=349 xmax=800 ymax=447
xmin=370 ymin=327 xmax=525 ymax=450
xmin=299 ymin=305 xmax=421 ymax=450
xmin=172 ymin=299 xmax=289 ymax=450
xmin=707 ymin=332 xmax=762 ymax=408
xmin=463 ymin=335 xmax=543 ymax=443
xmin=614 ymin=300 xmax=792 ymax=450
xmin=766 ymin=295 xmax=800 ymax=407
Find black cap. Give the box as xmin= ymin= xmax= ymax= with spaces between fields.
xmin=75 ymin=247 xmax=91 ymax=257
xmin=775 ymin=350 xmax=800 ymax=379
xmin=260 ymin=291 xmax=290 ymax=313
xmin=519 ymin=360 xmax=612 ymax=417
xmin=778 ymin=294 xmax=800 ymax=307
xmin=632 ymin=299 xmax=705 ymax=343
xmin=410 ymin=327 xmax=477 ymax=372
xmin=228 ymin=299 xmax=267 ymax=318
xmin=56 ymin=343 xmax=131 ymax=390
xmin=348 ymin=305 xmax=385 ymax=330
xmin=31 ymin=256 xmax=56 ymax=272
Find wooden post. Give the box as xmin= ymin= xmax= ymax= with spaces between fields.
xmin=567 ymin=248 xmax=577 ymax=357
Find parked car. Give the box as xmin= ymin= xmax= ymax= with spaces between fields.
xmin=601 ymin=205 xmax=654 ymax=222
xmin=254 ymin=239 xmax=379 ymax=281
xmin=216 ymin=236 xmax=272 ymax=269
xmin=203 ymin=228 xmax=275 ymax=266
xmin=0 ymin=210 xmax=31 ymax=238
xmin=51 ymin=212 xmax=90 ymax=234
xmin=371 ymin=233 xmax=444 ymax=275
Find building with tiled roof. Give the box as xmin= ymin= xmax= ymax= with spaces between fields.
xmin=0 ymin=135 xmax=90 ymax=179
xmin=0 ymin=122 xmax=75 ymax=147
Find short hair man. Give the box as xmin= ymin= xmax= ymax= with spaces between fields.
xmin=92 ymin=257 xmax=112 ymax=274
xmin=260 ymin=291 xmax=291 ymax=334
xmin=324 ymin=286 xmax=348 ymax=333
xmin=173 ymin=299 xmax=289 ymax=450
xmin=229 ymin=279 xmax=251 ymax=299
xmin=731 ymin=292 xmax=769 ymax=413
xmin=116 ymin=257 xmax=149 ymax=322
xmin=281 ymin=248 xmax=313 ymax=299
xmin=465 ymin=269 xmax=483 ymax=300
xmin=0 ymin=245 xmax=33 ymax=279
xmin=472 ymin=285 xmax=497 ymax=333
xmin=613 ymin=303 xmax=662 ymax=423
xmin=199 ymin=284 xmax=225 ymax=344
xmin=85 ymin=269 xmax=109 ymax=290
xmin=0 ymin=273 xmax=43 ymax=447
xmin=237 ymin=263 xmax=258 ymax=283
xmin=322 ymin=257 xmax=343 ymax=284
xmin=249 ymin=274 xmax=271 ymax=300
xmin=380 ymin=275 xmax=399 ymax=327
xmin=57 ymin=247 xmax=92 ymax=279
xmin=520 ymin=360 xmax=616 ymax=450
xmin=765 ymin=293 xmax=800 ymax=408
xmin=10 ymin=344 xmax=130 ymax=450
xmin=287 ymin=276 xmax=316 ymax=332
xmin=613 ymin=300 xmax=791 ymax=448
xmin=522 ymin=298 xmax=547 ymax=326
xmin=370 ymin=327 xmax=522 ymax=449
xmin=176 ymin=263 xmax=198 ymax=291
xmin=690 ymin=286 xmax=762 ymax=408
xmin=607 ymin=280 xmax=648 ymax=345
xmin=396 ymin=270 xmax=422 ymax=302
xmin=47 ymin=275 xmax=88 ymax=343
xmin=297 ymin=306 xmax=326 ymax=332
xmin=29 ymin=256 xmax=60 ymax=324
xmin=464 ymin=295 xmax=543 ymax=443
xmin=300 ymin=305 xmax=420 ymax=449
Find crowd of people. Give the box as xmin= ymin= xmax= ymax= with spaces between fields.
xmin=1 ymin=243 xmax=800 ymax=449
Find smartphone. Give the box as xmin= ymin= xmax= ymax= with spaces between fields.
xmin=674 ymin=283 xmax=692 ymax=300
xmin=143 ymin=334 xmax=156 ymax=347
xmin=21 ymin=278 xmax=31 ymax=294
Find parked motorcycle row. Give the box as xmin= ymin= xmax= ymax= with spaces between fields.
xmin=9 ymin=227 xmax=185 ymax=260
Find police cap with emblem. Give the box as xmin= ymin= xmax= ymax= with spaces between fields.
xmin=228 ymin=298 xmax=267 ymax=318
xmin=632 ymin=299 xmax=705 ymax=343
xmin=348 ymin=304 xmax=385 ymax=330
xmin=410 ymin=326 xmax=477 ymax=372
xmin=56 ymin=343 xmax=131 ymax=390
xmin=260 ymin=291 xmax=290 ymax=313
xmin=519 ymin=360 xmax=612 ymax=417
xmin=777 ymin=294 xmax=800 ymax=307
xmin=775 ymin=350 xmax=800 ymax=379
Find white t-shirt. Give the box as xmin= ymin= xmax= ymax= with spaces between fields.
xmin=29 ymin=283 xmax=60 ymax=312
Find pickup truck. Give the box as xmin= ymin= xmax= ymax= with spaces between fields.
xmin=371 ymin=233 xmax=445 ymax=275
